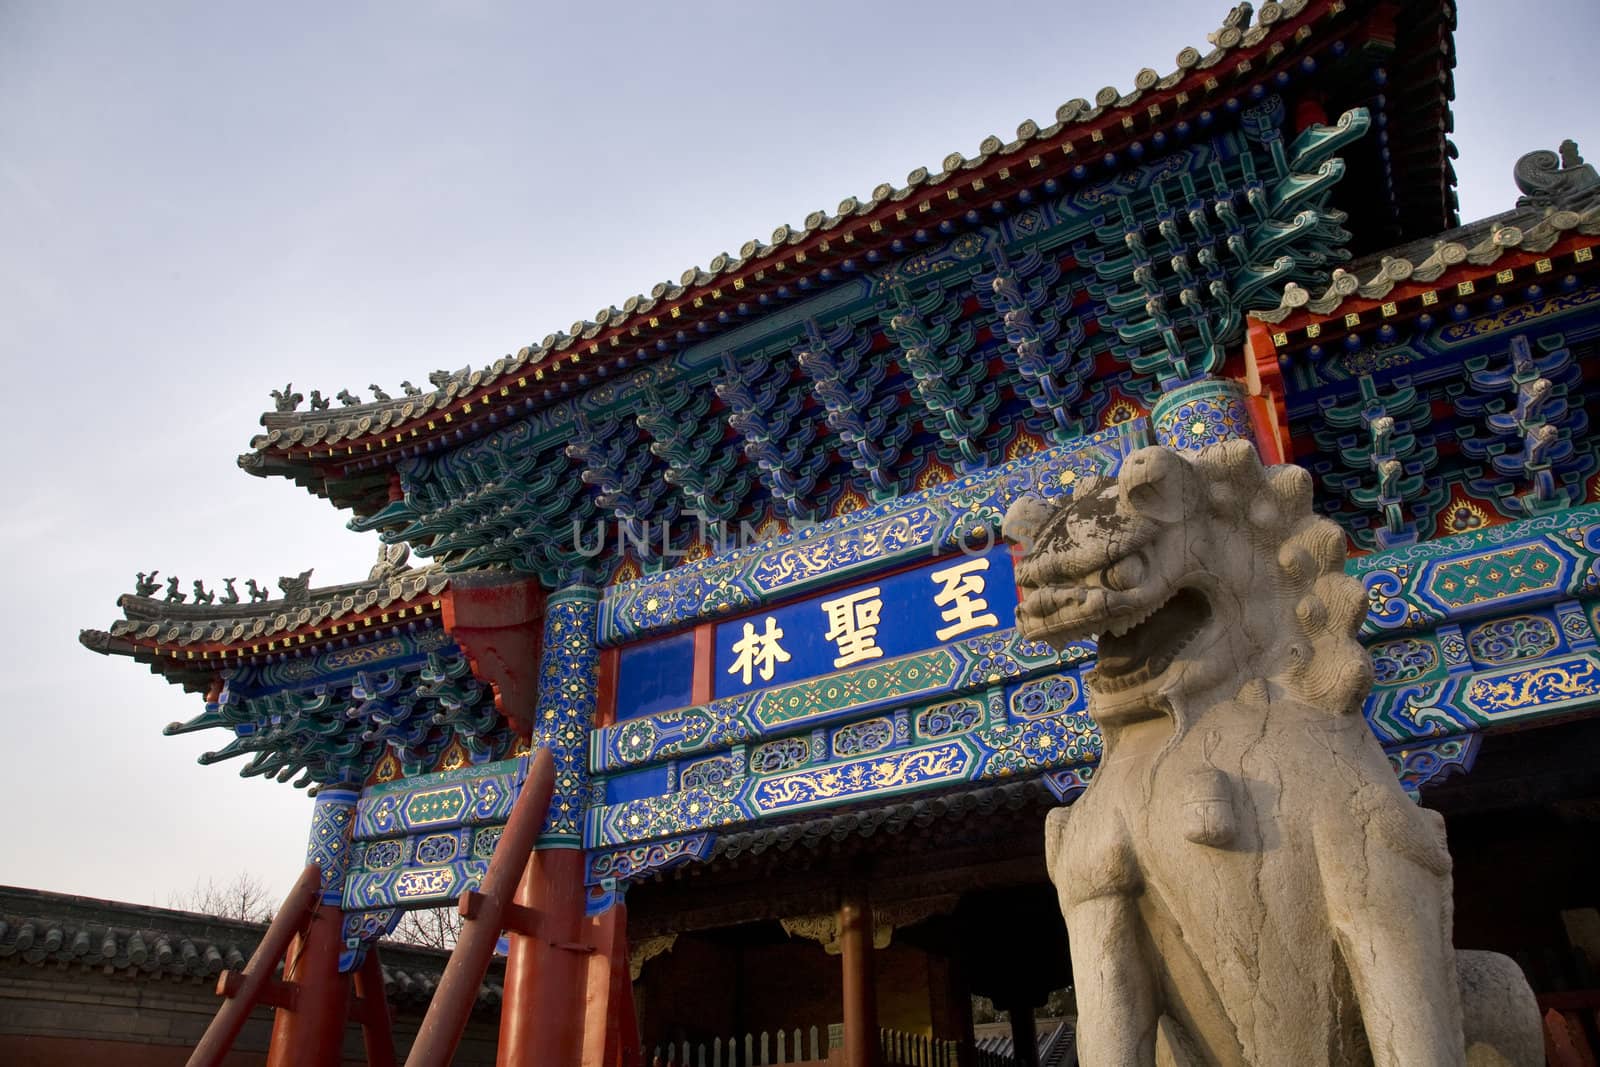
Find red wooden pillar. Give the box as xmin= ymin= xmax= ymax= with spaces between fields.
xmin=265 ymin=903 xmax=350 ymax=1067
xmin=839 ymin=887 xmax=879 ymax=1067
xmin=494 ymin=582 xmax=602 ymax=1066
xmin=499 ymin=847 xmax=589 ymax=1066
xmin=581 ymin=897 xmax=635 ymax=1067
xmin=405 ymin=750 xmax=556 ymax=1067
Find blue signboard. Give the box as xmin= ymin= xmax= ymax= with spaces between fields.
xmin=613 ymin=629 xmax=696 ymax=722
xmin=713 ymin=545 xmax=1019 ymax=698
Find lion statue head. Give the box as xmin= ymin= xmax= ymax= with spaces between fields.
xmin=1003 ymin=440 xmax=1372 ymax=732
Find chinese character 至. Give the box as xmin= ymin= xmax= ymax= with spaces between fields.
xmin=930 ymin=557 xmax=1000 ymax=641
xmin=727 ymin=616 xmax=792 ymax=685
xmin=820 ymin=587 xmax=884 ymax=669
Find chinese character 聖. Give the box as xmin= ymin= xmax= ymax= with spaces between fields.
xmin=930 ymin=557 xmax=1000 ymax=641
xmin=727 ymin=616 xmax=791 ymax=686
xmin=820 ymin=587 xmax=884 ymax=669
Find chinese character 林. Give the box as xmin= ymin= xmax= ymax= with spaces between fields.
xmin=727 ymin=616 xmax=792 ymax=685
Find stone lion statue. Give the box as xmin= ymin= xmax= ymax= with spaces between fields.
xmin=1002 ymin=441 xmax=1542 ymax=1067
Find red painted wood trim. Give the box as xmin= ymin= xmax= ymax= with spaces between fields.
xmin=1244 ymin=322 xmax=1295 ymax=463
xmin=691 ymin=624 xmax=715 ymax=707
xmin=595 ymin=646 xmax=620 ymax=730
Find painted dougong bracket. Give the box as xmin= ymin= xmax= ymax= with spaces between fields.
xmin=443 ymin=573 xmax=545 ymax=735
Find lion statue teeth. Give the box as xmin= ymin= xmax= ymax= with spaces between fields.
xmin=1002 ymin=441 xmax=1542 ymax=1067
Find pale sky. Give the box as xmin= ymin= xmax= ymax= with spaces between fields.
xmin=2 ymin=1 xmax=1596 ymax=910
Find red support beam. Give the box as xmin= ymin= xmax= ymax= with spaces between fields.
xmin=216 ymin=969 xmax=293 ymax=1009
xmin=443 ymin=575 xmax=546 ymax=735
xmin=189 ymin=863 xmax=321 ymax=1067
xmin=404 ymin=749 xmax=556 ymax=1067
xmin=459 ymin=889 xmax=542 ymax=937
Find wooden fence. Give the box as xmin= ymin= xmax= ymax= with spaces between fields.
xmin=879 ymin=1028 xmax=959 ymax=1065
xmin=642 ymin=1027 xmax=1023 ymax=1067
xmin=645 ymin=1026 xmax=827 ymax=1066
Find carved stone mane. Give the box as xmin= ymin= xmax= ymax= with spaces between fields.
xmin=1003 ymin=441 xmax=1541 ymax=1067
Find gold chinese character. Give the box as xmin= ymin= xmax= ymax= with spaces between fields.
xmin=931 ymin=558 xmax=1001 ymax=641
xmin=820 ymin=588 xmax=884 ymax=669
xmin=727 ymin=617 xmax=791 ymax=685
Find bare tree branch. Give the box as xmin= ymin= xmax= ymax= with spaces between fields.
xmin=389 ymin=906 xmax=462 ymax=950
xmin=168 ymin=871 xmax=279 ymax=923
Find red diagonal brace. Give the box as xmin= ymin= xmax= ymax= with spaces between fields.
xmin=404 ymin=748 xmax=557 ymax=1067
xmin=189 ymin=863 xmax=322 ymax=1067
xmin=216 ymin=968 xmax=295 ymax=1010
xmin=459 ymin=889 xmax=542 ymax=938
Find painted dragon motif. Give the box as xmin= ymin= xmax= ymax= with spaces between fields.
xmin=1003 ymin=441 xmax=1540 ymax=1067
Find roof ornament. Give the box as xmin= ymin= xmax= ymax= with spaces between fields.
xmin=134 ymin=571 xmax=161 ymax=598
xmin=269 ymin=383 xmax=303 ymax=412
xmin=309 ymin=389 xmax=331 ymax=411
xmin=1206 ymin=2 xmax=1253 ymax=46
xmin=246 ymin=579 xmax=270 ymax=603
xmin=368 ymin=542 xmax=412 ymax=581
xmin=428 ymin=366 xmax=469 ymax=390
xmin=278 ymin=569 xmax=315 ymax=604
xmin=1514 ymin=140 xmax=1600 ymax=212
xmin=220 ymin=578 xmax=241 ymax=605
xmin=336 ymin=389 xmax=361 ymax=407
xmin=370 ymin=384 xmax=392 ymax=401
xmin=165 ymin=575 xmax=186 ymax=604
xmin=400 ymin=380 xmax=422 ymax=396
xmin=192 ymin=580 xmax=215 ymax=606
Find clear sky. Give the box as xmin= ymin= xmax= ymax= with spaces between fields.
xmin=2 ymin=1 xmax=1596 ymax=909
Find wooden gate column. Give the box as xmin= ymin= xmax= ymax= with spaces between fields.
xmin=999 ymin=998 xmax=1040 ymax=1067
xmin=839 ymin=886 xmax=880 ymax=1067
xmin=265 ymin=785 xmax=361 ymax=1066
xmin=499 ymin=847 xmax=589 ymax=1066
xmin=264 ymin=903 xmax=351 ymax=1067
xmin=497 ymin=583 xmax=604 ymax=1067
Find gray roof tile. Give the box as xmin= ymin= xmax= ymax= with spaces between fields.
xmin=0 ymin=885 xmax=499 ymax=1012
xmin=243 ymin=0 xmax=1324 ymax=461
